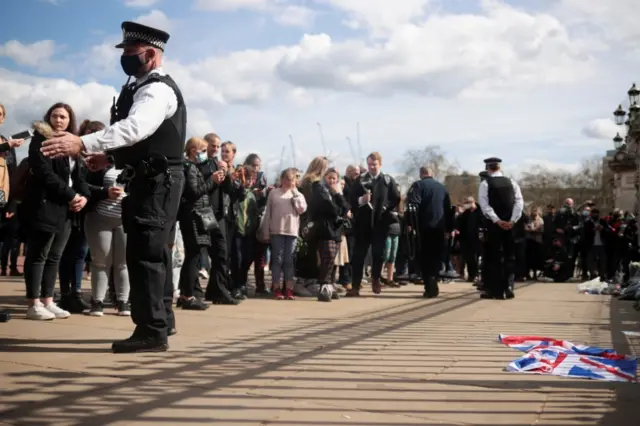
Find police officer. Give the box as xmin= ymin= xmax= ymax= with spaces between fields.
xmin=477 ymin=158 xmax=524 ymax=300
xmin=406 ymin=166 xmax=453 ymax=298
xmin=42 ymin=21 xmax=186 ymax=353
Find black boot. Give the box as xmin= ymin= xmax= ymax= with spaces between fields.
xmin=112 ymin=336 xmax=169 ymax=354
xmin=423 ymin=276 xmax=439 ymax=299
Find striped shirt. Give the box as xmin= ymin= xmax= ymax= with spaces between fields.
xmin=96 ymin=168 xmax=125 ymax=219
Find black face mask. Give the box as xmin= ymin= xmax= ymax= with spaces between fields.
xmin=120 ymin=52 xmax=147 ymax=76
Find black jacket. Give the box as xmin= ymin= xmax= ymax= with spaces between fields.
xmin=23 ymin=131 xmax=90 ymax=233
xmin=407 ymin=176 xmax=453 ymax=232
xmin=310 ymin=182 xmax=350 ymax=242
xmin=180 ymin=160 xmax=217 ymax=246
xmin=456 ymin=207 xmax=483 ymax=245
xmin=349 ymin=172 xmax=400 ymax=234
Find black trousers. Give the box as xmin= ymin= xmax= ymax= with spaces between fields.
xmin=460 ymin=241 xmax=479 ymax=281
xmin=352 ymin=229 xmax=386 ymax=290
xmin=484 ymin=224 xmax=515 ymax=296
xmin=122 ymin=170 xmax=183 ymax=342
xmin=205 ymin=217 xmax=232 ymax=300
xmin=419 ymin=228 xmax=445 ymax=282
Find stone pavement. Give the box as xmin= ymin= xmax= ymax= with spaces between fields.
xmin=0 ymin=277 xmax=639 ymax=426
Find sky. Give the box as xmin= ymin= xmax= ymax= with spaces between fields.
xmin=0 ymin=0 xmax=638 ymax=180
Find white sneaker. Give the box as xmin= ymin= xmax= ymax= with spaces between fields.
xmin=198 ymin=269 xmax=209 ymax=279
xmin=26 ymin=304 xmax=55 ymax=321
xmin=44 ymin=303 xmax=70 ymax=319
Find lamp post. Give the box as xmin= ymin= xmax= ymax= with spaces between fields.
xmin=613 ymin=82 xmax=640 ymax=247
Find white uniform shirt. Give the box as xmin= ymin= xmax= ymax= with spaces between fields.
xmin=478 ymin=171 xmax=524 ymax=224
xmin=81 ymin=67 xmax=178 ymax=153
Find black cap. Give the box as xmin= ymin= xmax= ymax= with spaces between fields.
xmin=116 ymin=21 xmax=170 ymax=51
xmin=483 ymin=157 xmax=502 ymax=165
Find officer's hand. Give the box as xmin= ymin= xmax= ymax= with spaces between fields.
xmin=361 ymin=192 xmax=371 ymax=204
xmin=85 ymin=152 xmax=109 ymax=171
xmin=108 ymin=186 xmax=124 ymax=199
xmin=41 ymin=132 xmax=84 ymax=158
xmin=5 ymin=212 xmax=14 ymax=219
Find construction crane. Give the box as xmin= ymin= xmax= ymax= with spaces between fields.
xmin=346 ymin=137 xmax=358 ymax=164
xmin=356 ymin=122 xmax=364 ymax=165
xmin=316 ymin=122 xmax=328 ymax=156
xmin=278 ymin=145 xmax=286 ymax=173
xmin=289 ymin=134 xmax=296 ymax=169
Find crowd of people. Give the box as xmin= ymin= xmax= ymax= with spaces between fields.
xmin=0 ymin=20 xmax=635 ymax=353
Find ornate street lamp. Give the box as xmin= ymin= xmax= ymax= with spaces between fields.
xmin=614 ymin=132 xmax=624 ymax=150
xmin=629 ymin=83 xmax=640 ymax=105
xmin=614 ymin=104 xmax=627 ymax=126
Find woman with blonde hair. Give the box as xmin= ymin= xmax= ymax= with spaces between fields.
xmin=295 ymin=156 xmax=329 ymax=291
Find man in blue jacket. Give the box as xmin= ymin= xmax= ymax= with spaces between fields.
xmin=407 ymin=166 xmax=453 ymax=298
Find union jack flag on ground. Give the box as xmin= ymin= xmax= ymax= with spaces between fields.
xmin=498 ymin=334 xmax=638 ymax=383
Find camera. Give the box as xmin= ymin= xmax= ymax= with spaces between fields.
xmin=360 ymin=174 xmax=374 ymax=191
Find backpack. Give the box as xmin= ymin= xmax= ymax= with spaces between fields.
xmin=10 ymin=158 xmax=32 ymax=202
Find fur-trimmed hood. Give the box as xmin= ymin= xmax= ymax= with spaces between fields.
xmin=32 ymin=121 xmax=54 ymax=139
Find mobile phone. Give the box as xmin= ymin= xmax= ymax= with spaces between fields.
xmin=11 ymin=129 xmax=34 ymax=140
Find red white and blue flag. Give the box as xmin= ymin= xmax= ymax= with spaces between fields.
xmin=498 ymin=335 xmax=638 ymax=383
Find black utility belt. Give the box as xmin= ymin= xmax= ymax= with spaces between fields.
xmin=117 ymin=156 xmax=179 ymax=183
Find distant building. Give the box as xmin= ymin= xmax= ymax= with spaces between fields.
xmin=444 ymin=172 xmax=480 ymax=204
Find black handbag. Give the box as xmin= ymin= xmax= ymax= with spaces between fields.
xmin=194 ymin=206 xmax=218 ymax=232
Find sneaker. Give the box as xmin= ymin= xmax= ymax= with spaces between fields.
xmin=273 ymin=289 xmax=284 ymax=300
xmin=44 ymin=302 xmax=70 ymax=319
xmin=89 ymin=300 xmax=104 ymax=317
xmin=26 ymin=303 xmax=55 ymax=321
xmin=284 ymin=289 xmax=296 ymax=300
xmin=317 ymin=284 xmax=333 ymax=302
xmin=117 ymin=300 xmax=131 ymax=316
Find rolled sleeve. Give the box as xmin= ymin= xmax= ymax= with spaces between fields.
xmin=82 ymin=82 xmax=177 ymax=153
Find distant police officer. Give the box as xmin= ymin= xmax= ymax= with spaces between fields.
xmin=406 ymin=166 xmax=453 ymax=298
xmin=42 ymin=22 xmax=186 ymax=353
xmin=477 ymin=158 xmax=524 ymax=300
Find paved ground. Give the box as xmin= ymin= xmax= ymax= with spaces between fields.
xmin=0 ymin=276 xmax=639 ymax=426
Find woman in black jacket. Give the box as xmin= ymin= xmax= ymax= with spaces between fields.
xmin=23 ymin=103 xmax=90 ymax=321
xmin=310 ymin=168 xmax=350 ymax=300
xmin=177 ymin=137 xmax=215 ymax=310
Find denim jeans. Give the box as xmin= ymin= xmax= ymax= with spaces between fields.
xmin=24 ymin=222 xmax=71 ymax=299
xmin=59 ymin=225 xmax=89 ymax=295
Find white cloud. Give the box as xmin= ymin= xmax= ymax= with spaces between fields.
xmin=319 ymin=0 xmax=431 ymax=36
xmin=124 ymin=0 xmax=160 ymax=7
xmin=274 ymin=5 xmax=317 ymax=28
xmin=582 ymin=118 xmax=623 ymax=140
xmin=0 ymin=40 xmax=57 ymax=69
xmin=193 ymin=0 xmax=270 ymax=11
xmin=275 ymin=2 xmax=594 ymax=98
xmin=134 ymin=9 xmax=174 ymax=32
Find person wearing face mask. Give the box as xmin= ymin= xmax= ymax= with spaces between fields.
xmin=176 ymin=137 xmax=215 ymax=312
xmin=41 ymin=21 xmax=186 ymax=354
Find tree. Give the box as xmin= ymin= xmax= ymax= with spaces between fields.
xmin=397 ymin=146 xmax=459 ymax=183
xmin=518 ymin=155 xmax=609 ymax=210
